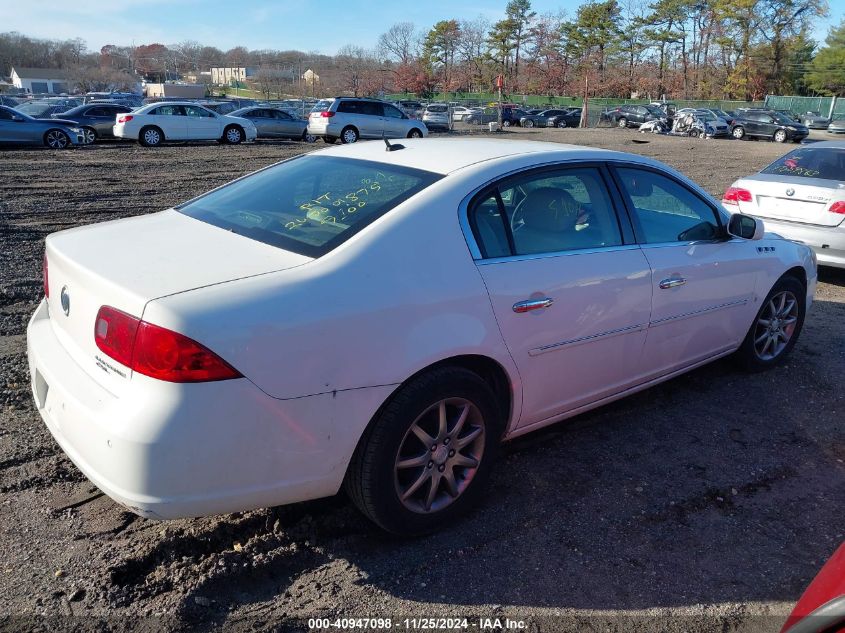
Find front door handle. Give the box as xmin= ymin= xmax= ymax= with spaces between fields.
xmin=513 ymin=298 xmax=554 ymax=313
xmin=659 ymin=277 xmax=687 ymax=289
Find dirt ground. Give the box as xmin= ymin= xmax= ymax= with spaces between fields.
xmin=0 ymin=127 xmax=843 ymax=633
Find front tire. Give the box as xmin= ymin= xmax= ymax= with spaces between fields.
xmin=223 ymin=125 xmax=244 ymax=144
xmin=302 ymin=131 xmax=317 ymax=143
xmin=735 ymin=276 xmax=805 ymax=372
xmin=502 ymin=120 xmax=511 ymax=127
xmin=44 ymin=129 xmax=71 ymax=149
xmin=617 ymin=117 xmax=628 ymax=128
xmin=340 ymin=126 xmax=359 ymax=144
xmin=139 ymin=126 xmax=163 ymax=147
xmin=774 ymin=129 xmax=787 ymax=143
xmin=345 ymin=367 xmax=501 ymax=534
xmin=556 ymin=120 xmax=568 ymax=128
xmin=523 ymin=119 xmax=534 ymax=128
xmin=732 ymin=125 xmax=746 ymax=140
xmin=323 ymin=136 xmax=337 ymax=144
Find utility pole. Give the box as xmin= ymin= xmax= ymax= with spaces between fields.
xmin=580 ymin=70 xmax=589 ymax=128
xmin=496 ymin=74 xmax=503 ymax=128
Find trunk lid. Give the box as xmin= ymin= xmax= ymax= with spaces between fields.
xmin=735 ymin=174 xmax=845 ymax=228
xmin=44 ymin=209 xmax=311 ymax=394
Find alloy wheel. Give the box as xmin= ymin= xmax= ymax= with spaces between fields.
xmin=753 ymin=290 xmax=799 ymax=361
xmin=394 ymin=398 xmax=485 ymax=514
xmin=81 ymin=128 xmax=96 ymax=145
xmin=46 ymin=130 xmax=68 ymax=149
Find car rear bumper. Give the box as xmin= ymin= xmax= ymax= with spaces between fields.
xmin=761 ymin=218 xmax=845 ymax=268
xmin=27 ymin=298 xmax=393 ymax=518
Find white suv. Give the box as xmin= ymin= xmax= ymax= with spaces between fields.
xmin=307 ymin=98 xmax=428 ymax=144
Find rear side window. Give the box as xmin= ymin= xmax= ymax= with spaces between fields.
xmin=153 ymin=105 xmax=184 ymax=116
xmin=178 ymin=156 xmax=442 ymax=257
xmin=761 ymin=148 xmax=845 ymax=181
xmin=470 ymin=167 xmax=623 ymax=258
xmin=615 ymin=167 xmax=720 ymax=243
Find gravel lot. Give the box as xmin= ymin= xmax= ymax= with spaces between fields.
xmin=1 ymin=127 xmax=843 ymax=632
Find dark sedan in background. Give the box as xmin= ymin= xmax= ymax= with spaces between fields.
xmin=52 ymin=103 xmax=133 ymax=144
xmin=520 ymin=108 xmax=582 ymax=128
xmin=607 ymin=104 xmax=666 ymax=128
xmin=0 ymin=105 xmax=85 ymax=148
xmin=730 ymin=109 xmax=809 ymax=142
xmin=229 ymin=106 xmax=315 ymax=141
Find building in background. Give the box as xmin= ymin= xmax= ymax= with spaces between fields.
xmin=10 ymin=67 xmax=72 ymax=94
xmin=210 ymin=67 xmax=256 ymax=86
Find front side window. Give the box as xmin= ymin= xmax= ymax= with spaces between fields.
xmin=615 ymin=167 xmax=721 ymax=243
xmin=273 ymin=110 xmax=292 ymax=120
xmin=184 ymin=105 xmax=214 ymax=118
xmin=383 ymin=105 xmax=404 ymax=119
xmin=178 ymin=156 xmax=442 ymax=257
xmin=470 ymin=167 xmax=623 ymax=258
xmin=761 ymin=147 xmax=845 ymax=181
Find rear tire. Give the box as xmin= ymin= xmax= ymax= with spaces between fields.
xmin=340 ymin=126 xmax=359 ymax=144
xmin=345 ymin=367 xmax=501 ymax=535
xmin=81 ymin=127 xmax=97 ymax=145
xmin=407 ymin=128 xmax=423 ymax=138
xmin=323 ymin=136 xmax=337 ymax=144
xmin=502 ymin=120 xmax=511 ymax=127
xmin=735 ymin=276 xmax=805 ymax=372
xmin=523 ymin=119 xmax=534 ymax=128
xmin=139 ymin=126 xmax=163 ymax=147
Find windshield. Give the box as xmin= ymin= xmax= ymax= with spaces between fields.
xmin=696 ymin=111 xmax=716 ymax=121
xmin=712 ymin=110 xmax=730 ymax=118
xmin=772 ymin=113 xmax=797 ymax=125
xmin=16 ymin=102 xmax=50 ymax=116
xmin=178 ymin=156 xmax=442 ymax=257
xmin=645 ymin=106 xmax=664 ymax=115
xmin=761 ymin=147 xmax=845 ymax=181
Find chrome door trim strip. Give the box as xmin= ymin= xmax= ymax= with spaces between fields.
xmin=528 ymin=323 xmax=646 ymax=356
xmin=650 ymin=298 xmax=749 ymax=326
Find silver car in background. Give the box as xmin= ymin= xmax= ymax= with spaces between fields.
xmin=229 ymin=106 xmax=315 ymax=142
xmin=0 ymin=105 xmax=85 ymax=148
xmin=307 ymin=97 xmax=427 ymax=144
xmin=723 ymin=141 xmax=845 ymax=268
xmin=422 ymin=103 xmax=451 ymax=130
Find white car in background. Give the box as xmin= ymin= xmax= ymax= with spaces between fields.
xmin=29 ymin=139 xmax=815 ymax=534
xmin=113 ymin=101 xmax=257 ymax=147
xmin=723 ymin=141 xmax=845 ymax=268
xmin=451 ymin=106 xmax=479 ymax=122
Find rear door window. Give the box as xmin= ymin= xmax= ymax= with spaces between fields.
xmin=178 ymin=156 xmax=442 ymax=257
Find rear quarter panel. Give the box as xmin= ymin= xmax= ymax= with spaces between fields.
xmin=142 ymin=170 xmax=520 ymax=414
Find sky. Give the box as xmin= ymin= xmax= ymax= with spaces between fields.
xmin=4 ymin=0 xmax=845 ymax=56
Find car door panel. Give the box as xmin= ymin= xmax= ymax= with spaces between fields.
xmin=611 ymin=165 xmax=759 ymax=378
xmin=468 ymin=164 xmax=652 ymax=427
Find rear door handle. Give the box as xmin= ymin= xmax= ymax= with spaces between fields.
xmin=659 ymin=277 xmax=687 ymax=289
xmin=513 ymin=298 xmax=554 ymax=313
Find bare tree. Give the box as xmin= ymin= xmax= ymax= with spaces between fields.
xmin=378 ymin=22 xmax=418 ymax=64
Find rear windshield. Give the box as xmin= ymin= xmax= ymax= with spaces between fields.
xmin=310 ymin=100 xmax=331 ymax=113
xmin=426 ymin=105 xmax=448 ymax=113
xmin=761 ymin=147 xmax=845 ymax=181
xmin=178 ymin=156 xmax=442 ymax=257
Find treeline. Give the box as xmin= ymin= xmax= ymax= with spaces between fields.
xmin=2 ymin=0 xmax=844 ymax=100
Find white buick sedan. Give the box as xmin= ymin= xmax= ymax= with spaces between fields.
xmin=29 ymin=139 xmax=816 ymax=534
xmin=113 ymin=101 xmax=257 ymax=147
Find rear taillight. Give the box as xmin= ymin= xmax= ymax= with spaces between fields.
xmin=319 ymin=111 xmax=334 ymax=118
xmin=117 ymin=114 xmax=133 ymax=123
xmin=723 ymin=186 xmax=752 ymax=205
xmin=94 ymin=306 xmax=241 ymax=383
xmin=43 ymin=253 xmax=49 ymax=298
xmin=829 ymin=201 xmax=845 ymax=215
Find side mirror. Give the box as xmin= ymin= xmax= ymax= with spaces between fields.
xmin=728 ymin=213 xmax=764 ymax=241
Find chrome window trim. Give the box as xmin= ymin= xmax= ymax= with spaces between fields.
xmin=478 ymin=244 xmax=641 ymax=265
xmin=458 ymin=157 xmax=719 ymax=262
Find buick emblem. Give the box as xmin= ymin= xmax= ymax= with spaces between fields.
xmin=786 ymin=188 xmax=795 ymax=197
xmin=60 ymin=286 xmax=70 ymax=316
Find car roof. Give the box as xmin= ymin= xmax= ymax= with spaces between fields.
xmin=792 ymin=140 xmax=845 ymax=149
xmin=313 ymin=138 xmax=645 ymax=176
